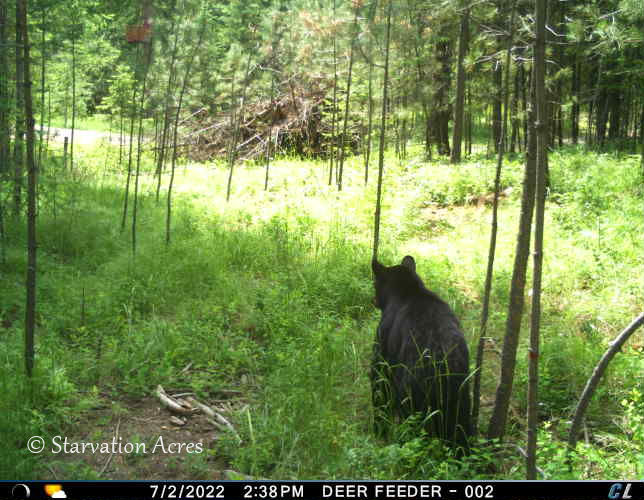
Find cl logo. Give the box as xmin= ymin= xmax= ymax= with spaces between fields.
xmin=608 ymin=483 xmax=633 ymax=500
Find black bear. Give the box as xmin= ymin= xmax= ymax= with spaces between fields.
xmin=371 ymin=255 xmax=472 ymax=453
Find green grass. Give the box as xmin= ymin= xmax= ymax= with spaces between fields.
xmin=1 ymin=140 xmax=642 ymax=479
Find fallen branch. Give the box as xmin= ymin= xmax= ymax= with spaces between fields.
xmin=100 ymin=417 xmax=121 ymax=476
xmin=179 ymin=107 xmax=206 ymax=126
xmin=568 ymin=312 xmax=644 ymax=450
xmin=170 ymin=416 xmax=186 ymax=426
xmin=156 ymin=385 xmax=193 ymax=416
xmin=209 ymin=412 xmax=241 ymax=444
xmin=187 ymin=396 xmax=216 ymax=419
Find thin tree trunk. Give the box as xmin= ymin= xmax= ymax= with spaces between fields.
xmin=451 ymin=2 xmax=469 ymax=164
xmin=372 ymin=0 xmax=392 ymax=262
xmin=337 ymin=4 xmax=360 ymax=191
xmin=155 ymin=2 xmax=179 ymax=203
xmin=0 ymin=0 xmax=9 ymax=177
xmin=166 ymin=11 xmax=206 ymax=244
xmin=589 ymin=58 xmax=604 ymax=147
xmin=121 ymin=45 xmax=140 ymax=232
xmin=364 ymin=44 xmax=374 ymax=185
xmin=63 ymin=136 xmax=68 ymax=170
xmin=152 ymin=115 xmax=158 ymax=166
xmin=63 ymin=80 xmax=68 ymax=129
xmin=226 ymin=51 xmax=252 ymax=202
xmin=432 ymin=26 xmax=452 ymax=157
xmin=103 ymin=114 xmax=113 ymax=178
xmin=265 ymin=69 xmax=275 ymax=191
xmin=510 ymin=67 xmax=519 ymax=154
xmin=37 ymin=6 xmax=45 ymax=167
xmin=0 ymin=0 xmax=9 ymax=241
xmin=523 ymin=65 xmax=530 ymax=151
xmin=527 ymin=0 xmax=547 ymax=479
xmin=118 ymin=106 xmax=124 ymax=170
xmin=466 ymin=86 xmax=472 ymax=156
xmin=70 ymin=32 xmax=76 ymax=170
xmin=491 ymin=0 xmax=504 ymax=154
xmin=486 ymin=105 xmax=493 ymax=159
xmin=0 ymin=0 xmax=6 ymax=261
xmin=14 ymin=1 xmax=24 ymax=215
xmin=405 ymin=0 xmax=430 ymax=160
xmin=571 ymin=48 xmax=580 ymax=145
xmin=18 ymin=0 xmax=37 ymax=377
xmin=264 ymin=7 xmax=280 ymax=191
xmin=226 ymin=68 xmax=237 ymax=179
xmin=487 ymin=74 xmax=538 ymax=442
xmin=328 ymin=0 xmax=338 ymax=186
xmin=132 ymin=41 xmax=152 ymax=256
xmin=45 ymin=86 xmax=51 ymax=154
xmin=640 ymin=105 xmax=644 ymax=175
xmin=0 ymin=197 xmax=4 ymax=265
xmin=473 ymin=0 xmax=516 ymax=436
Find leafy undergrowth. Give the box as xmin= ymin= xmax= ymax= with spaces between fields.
xmin=1 ymin=144 xmax=642 ymax=479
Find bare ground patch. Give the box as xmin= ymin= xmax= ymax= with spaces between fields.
xmin=38 ymin=393 xmax=242 ymax=479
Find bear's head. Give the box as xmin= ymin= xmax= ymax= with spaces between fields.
xmin=372 ymin=255 xmax=424 ymax=309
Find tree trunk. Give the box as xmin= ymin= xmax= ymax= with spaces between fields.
xmin=14 ymin=1 xmax=24 ymax=215
xmin=450 ymin=3 xmax=469 ymax=164
xmin=492 ymin=68 xmax=502 ymax=154
xmin=132 ymin=41 xmax=152 ymax=256
xmin=70 ymin=32 xmax=76 ymax=170
xmin=328 ymin=0 xmax=338 ymax=186
xmin=491 ymin=0 xmax=504 ymax=154
xmin=527 ymin=0 xmax=548 ymax=479
xmin=45 ymin=86 xmax=51 ymax=155
xmin=0 ymin=0 xmax=9 ymax=176
xmin=523 ymin=65 xmax=531 ymax=152
xmin=640 ymin=105 xmax=644 ymax=174
xmin=337 ymin=4 xmax=360 ymax=191
xmin=473 ymin=0 xmax=516 ymax=436
xmin=167 ymin=12 xmax=206 ymax=244
xmin=571 ymin=49 xmax=580 ymax=145
xmin=37 ymin=6 xmax=45 ymax=167
xmin=0 ymin=0 xmax=8 ymax=249
xmin=118 ymin=107 xmax=124 ymax=170
xmin=17 ymin=0 xmax=37 ymax=377
xmin=226 ymin=51 xmax=252 ymax=202
xmin=372 ymin=0 xmax=392 ymax=262
xmin=121 ymin=46 xmax=140 ymax=232
xmin=607 ymin=89 xmax=622 ymax=141
xmin=364 ymin=42 xmax=374 ymax=185
xmin=596 ymin=88 xmax=609 ymax=147
xmin=155 ymin=1 xmax=179 ymax=203
xmin=509 ymin=67 xmax=519 ymax=154
xmin=432 ymin=24 xmax=452 ymax=156
xmin=265 ymin=69 xmax=275 ymax=191
xmin=487 ymin=74 xmax=538 ymax=442
xmin=466 ymin=86 xmax=472 ymax=156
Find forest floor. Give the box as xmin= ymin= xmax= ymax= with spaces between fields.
xmin=1 ymin=140 xmax=643 ymax=479
xmin=44 ymin=394 xmax=229 ymax=479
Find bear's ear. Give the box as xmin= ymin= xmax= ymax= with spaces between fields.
xmin=401 ymin=255 xmax=416 ymax=272
xmin=372 ymin=258 xmax=386 ymax=277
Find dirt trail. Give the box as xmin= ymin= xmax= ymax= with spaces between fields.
xmin=42 ymin=126 xmax=125 ymax=146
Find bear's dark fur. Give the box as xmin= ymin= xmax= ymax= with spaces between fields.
xmin=371 ymin=255 xmax=472 ymax=453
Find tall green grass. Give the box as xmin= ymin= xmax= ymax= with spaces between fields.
xmin=1 ymin=143 xmax=642 ymax=479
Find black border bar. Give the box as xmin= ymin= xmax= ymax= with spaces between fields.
xmin=1 ymin=480 xmax=642 ymax=500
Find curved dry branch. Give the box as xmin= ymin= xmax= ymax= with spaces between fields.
xmin=568 ymin=312 xmax=644 ymax=450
